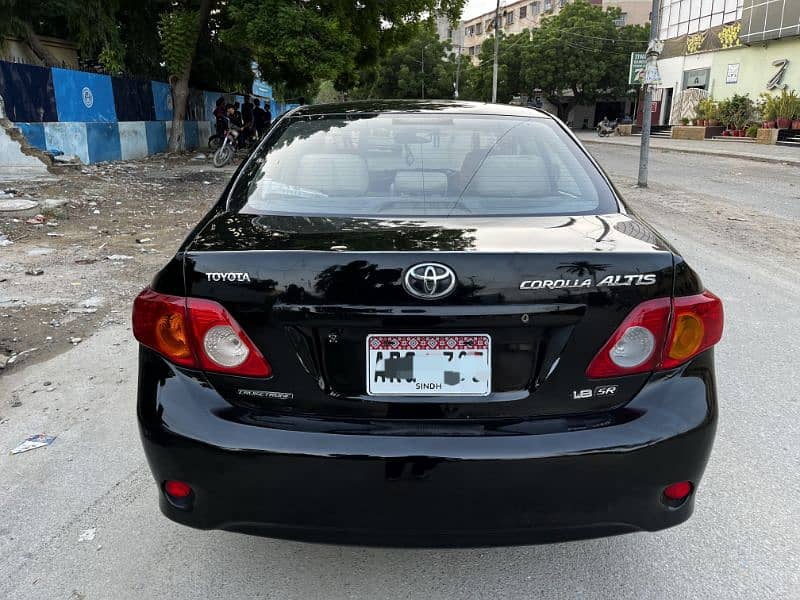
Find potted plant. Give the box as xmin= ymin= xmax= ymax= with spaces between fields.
xmin=775 ymin=89 xmax=798 ymax=129
xmin=724 ymin=94 xmax=753 ymax=136
xmin=746 ymin=124 xmax=759 ymax=138
xmin=716 ymin=99 xmax=731 ymax=133
xmin=680 ymin=117 xmax=690 ymax=126
xmin=759 ymin=92 xmax=777 ymax=128
xmin=695 ymin=100 xmax=707 ymax=127
xmin=706 ymin=100 xmax=720 ymax=126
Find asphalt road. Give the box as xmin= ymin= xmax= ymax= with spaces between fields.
xmin=1 ymin=146 xmax=798 ymax=599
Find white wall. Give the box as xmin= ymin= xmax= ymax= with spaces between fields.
xmin=0 ymin=126 xmax=49 ymax=177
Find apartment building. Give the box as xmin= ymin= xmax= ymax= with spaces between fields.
xmin=460 ymin=1 xmax=579 ymax=63
xmin=602 ymin=1 xmax=654 ymax=27
xmin=456 ymin=0 xmax=650 ymax=64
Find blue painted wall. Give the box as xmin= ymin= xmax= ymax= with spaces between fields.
xmin=183 ymin=121 xmax=199 ymax=149
xmin=15 ymin=123 xmax=47 ymax=151
xmin=151 ymin=81 xmax=173 ymax=121
xmin=113 ymin=77 xmax=155 ymax=122
xmin=52 ymin=68 xmax=117 ymax=123
xmin=86 ymin=122 xmax=122 ymax=163
xmin=0 ymin=62 xmax=58 ymax=122
xmin=2 ymin=61 xmax=281 ymax=164
xmin=44 ymin=122 xmax=89 ymax=164
xmin=145 ymin=121 xmax=167 ymax=155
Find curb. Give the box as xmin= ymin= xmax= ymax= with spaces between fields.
xmin=579 ymin=137 xmax=800 ymax=167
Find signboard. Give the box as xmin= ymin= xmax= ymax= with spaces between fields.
xmin=628 ymin=52 xmax=646 ymax=85
xmin=726 ymin=63 xmax=740 ymax=84
xmin=683 ymin=68 xmax=710 ymax=89
xmin=644 ymin=63 xmax=661 ymax=85
xmin=251 ymin=61 xmax=273 ymax=99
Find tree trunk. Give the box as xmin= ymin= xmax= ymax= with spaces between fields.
xmin=22 ymin=23 xmax=58 ymax=66
xmin=166 ymin=0 xmax=214 ymax=153
xmin=167 ymin=69 xmax=191 ymax=153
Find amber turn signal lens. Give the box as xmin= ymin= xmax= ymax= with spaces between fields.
xmin=155 ymin=312 xmax=192 ymax=359
xmin=668 ymin=313 xmax=705 ymax=361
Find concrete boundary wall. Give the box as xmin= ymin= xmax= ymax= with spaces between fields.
xmin=0 ymin=60 xmax=299 ymax=165
xmin=0 ymin=118 xmax=50 ymax=177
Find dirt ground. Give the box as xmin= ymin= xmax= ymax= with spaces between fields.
xmin=0 ymin=154 xmax=233 ymax=375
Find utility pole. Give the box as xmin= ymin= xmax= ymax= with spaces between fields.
xmin=637 ymin=0 xmax=662 ymax=188
xmin=491 ymin=0 xmax=501 ymax=103
xmin=454 ymin=47 xmax=462 ymax=99
xmin=421 ymin=44 xmax=425 ymax=100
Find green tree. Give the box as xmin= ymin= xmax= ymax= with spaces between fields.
xmin=160 ymin=0 xmax=216 ymax=151
xmin=350 ymin=25 xmax=460 ymax=100
xmin=0 ymin=0 xmax=123 ymax=70
xmin=520 ymin=0 xmax=649 ymax=120
xmin=224 ymin=1 xmax=466 ymax=98
xmin=459 ymin=31 xmax=532 ymax=103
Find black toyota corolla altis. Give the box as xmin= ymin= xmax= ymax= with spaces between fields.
xmin=134 ymin=100 xmax=723 ymax=546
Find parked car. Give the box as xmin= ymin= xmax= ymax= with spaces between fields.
xmin=133 ymin=100 xmax=723 ymax=547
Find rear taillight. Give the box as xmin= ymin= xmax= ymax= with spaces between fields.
xmin=587 ymin=291 xmax=723 ymax=378
xmin=132 ymin=289 xmax=272 ymax=377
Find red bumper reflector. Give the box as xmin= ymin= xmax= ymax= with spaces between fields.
xmin=663 ymin=481 xmax=693 ymax=501
xmin=164 ymin=480 xmax=192 ymax=499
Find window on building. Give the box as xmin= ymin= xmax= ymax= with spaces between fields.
xmin=486 ymin=19 xmax=494 ymax=32
xmin=612 ymin=13 xmax=627 ymax=27
xmin=558 ymin=0 xmax=567 ymax=8
xmin=659 ymin=0 xmax=744 ymax=40
xmin=544 ymin=0 xmax=553 ymax=11
xmin=506 ymin=11 xmax=514 ymax=25
xmin=532 ymin=2 xmax=540 ymax=16
xmin=447 ymin=28 xmax=453 ymax=40
xmin=476 ymin=22 xmax=483 ymax=35
xmin=468 ymin=46 xmax=476 ymax=56
xmin=520 ymin=5 xmax=527 ymax=19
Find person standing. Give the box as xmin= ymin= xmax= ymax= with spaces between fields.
xmin=212 ymin=97 xmax=227 ymax=139
xmin=253 ymin=99 xmax=270 ymax=139
xmin=242 ymin=95 xmax=254 ymax=128
xmin=231 ymin=102 xmax=243 ymax=127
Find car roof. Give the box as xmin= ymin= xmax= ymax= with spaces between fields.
xmin=288 ymin=99 xmax=553 ymax=119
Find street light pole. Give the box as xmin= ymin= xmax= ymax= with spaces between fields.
xmin=491 ymin=0 xmax=501 ymax=103
xmin=637 ymin=0 xmax=662 ymax=188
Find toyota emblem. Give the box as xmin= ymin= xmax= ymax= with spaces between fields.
xmin=403 ymin=263 xmax=457 ymax=300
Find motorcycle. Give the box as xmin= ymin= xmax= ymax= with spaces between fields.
xmin=212 ymin=125 xmax=240 ymax=167
xmin=596 ymin=121 xmax=616 ymax=137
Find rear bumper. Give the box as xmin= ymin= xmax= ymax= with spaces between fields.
xmin=137 ymin=350 xmax=717 ymax=547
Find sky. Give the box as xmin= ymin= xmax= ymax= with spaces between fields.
xmin=462 ymin=0 xmax=506 ymax=20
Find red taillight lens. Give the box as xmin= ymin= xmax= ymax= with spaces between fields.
xmin=663 ymin=481 xmax=693 ymax=501
xmin=164 ymin=480 xmax=192 ymax=499
xmin=587 ymin=291 xmax=723 ymax=378
xmin=132 ymin=289 xmax=272 ymax=377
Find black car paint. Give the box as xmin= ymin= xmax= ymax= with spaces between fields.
xmin=137 ymin=100 xmax=716 ymax=546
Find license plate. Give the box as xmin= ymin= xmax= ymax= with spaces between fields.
xmin=366 ymin=334 xmax=491 ymax=396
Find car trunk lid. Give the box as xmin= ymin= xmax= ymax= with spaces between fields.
xmin=182 ymin=213 xmax=675 ymax=420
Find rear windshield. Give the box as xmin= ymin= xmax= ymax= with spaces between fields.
xmin=229 ymin=113 xmax=618 ymax=217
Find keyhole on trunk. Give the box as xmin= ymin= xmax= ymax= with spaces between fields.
xmin=521 ymin=313 xmax=530 ymax=324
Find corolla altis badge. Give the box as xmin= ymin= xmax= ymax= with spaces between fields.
xmin=520 ymin=274 xmax=656 ymax=290
xmin=403 ymin=262 xmax=457 ymax=300
xmin=207 ymin=272 xmax=251 ymax=282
